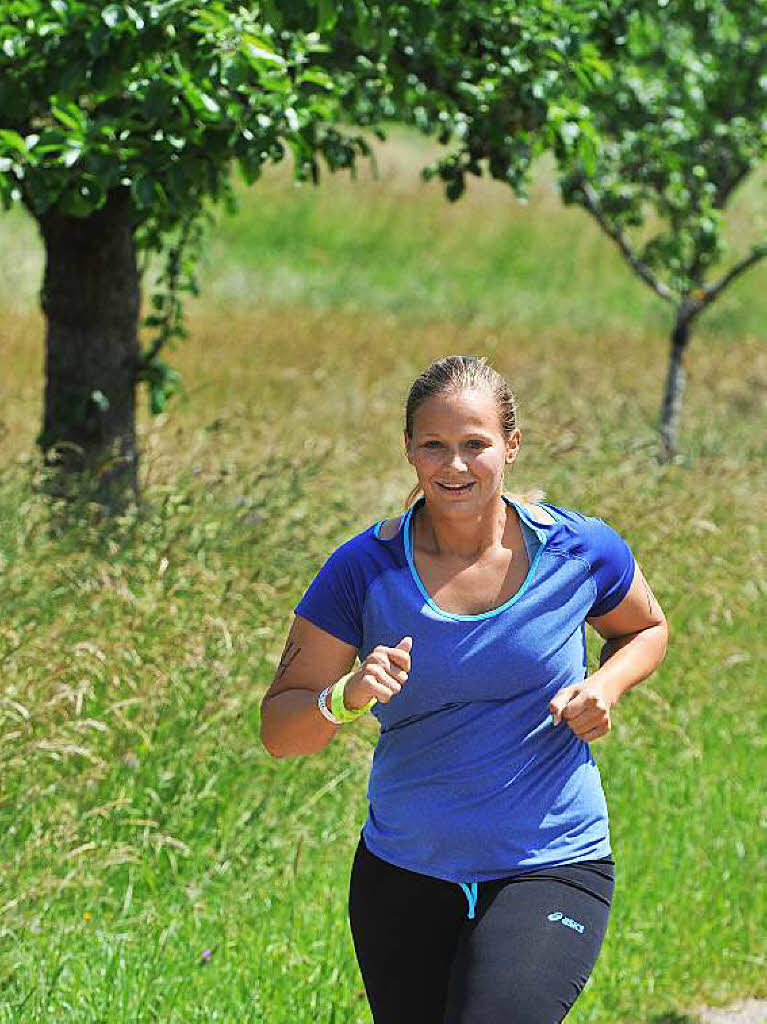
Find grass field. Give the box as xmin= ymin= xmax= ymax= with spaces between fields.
xmin=0 ymin=131 xmax=765 ymax=1023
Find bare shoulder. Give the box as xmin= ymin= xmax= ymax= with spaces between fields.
xmin=378 ymin=514 xmax=405 ymax=541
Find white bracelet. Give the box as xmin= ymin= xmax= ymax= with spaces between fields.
xmin=317 ymin=686 xmax=342 ymax=725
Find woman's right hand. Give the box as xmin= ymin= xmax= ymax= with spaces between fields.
xmin=342 ymin=636 xmax=413 ymax=710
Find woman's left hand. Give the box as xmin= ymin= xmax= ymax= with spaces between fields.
xmin=549 ymin=681 xmax=613 ymax=742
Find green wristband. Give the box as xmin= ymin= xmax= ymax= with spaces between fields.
xmin=331 ymin=670 xmax=376 ymax=723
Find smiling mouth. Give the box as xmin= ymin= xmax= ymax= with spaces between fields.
xmin=436 ymin=482 xmax=475 ymax=493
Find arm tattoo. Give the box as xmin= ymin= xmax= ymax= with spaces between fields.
xmin=276 ymin=640 xmax=301 ymax=680
xmin=643 ymin=579 xmax=654 ymax=615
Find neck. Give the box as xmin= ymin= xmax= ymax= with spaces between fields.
xmin=416 ymin=492 xmax=509 ymax=560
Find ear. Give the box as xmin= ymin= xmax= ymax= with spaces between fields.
xmin=404 ymin=430 xmax=414 ymax=465
xmin=505 ymin=428 xmax=522 ymax=465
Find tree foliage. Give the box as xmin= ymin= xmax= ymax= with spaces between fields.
xmin=0 ymin=1 xmax=620 ymax=417
xmin=0 ymin=1 xmax=385 ymax=414
xmin=354 ymin=1 xmax=617 ymax=203
xmin=0 ymin=1 xmax=373 ymax=224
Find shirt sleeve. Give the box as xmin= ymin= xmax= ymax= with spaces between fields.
xmin=294 ymin=541 xmax=365 ymax=649
xmin=585 ymin=517 xmax=636 ymax=618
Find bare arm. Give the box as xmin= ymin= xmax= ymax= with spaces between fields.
xmin=260 ymin=616 xmax=412 ymax=759
xmin=260 ymin=616 xmax=356 ymax=759
xmin=588 ymin=562 xmax=668 ymax=706
xmin=550 ymin=562 xmax=669 ymax=741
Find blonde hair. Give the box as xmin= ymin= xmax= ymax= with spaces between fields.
xmin=403 ymin=355 xmax=542 ymax=509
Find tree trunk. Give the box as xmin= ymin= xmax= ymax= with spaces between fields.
xmin=37 ymin=188 xmax=139 ymax=506
xmin=659 ymin=314 xmax=690 ymax=462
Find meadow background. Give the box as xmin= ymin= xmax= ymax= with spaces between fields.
xmin=0 ymin=129 xmax=765 ymax=1022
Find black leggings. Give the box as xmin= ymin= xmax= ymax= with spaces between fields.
xmin=348 ymin=834 xmax=614 ymax=1024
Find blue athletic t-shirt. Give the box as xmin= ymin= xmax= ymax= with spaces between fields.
xmin=294 ymin=495 xmax=635 ymax=884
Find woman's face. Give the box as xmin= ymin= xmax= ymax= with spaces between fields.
xmin=405 ymin=387 xmax=521 ymax=515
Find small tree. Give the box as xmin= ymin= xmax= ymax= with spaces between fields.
xmin=554 ymin=0 xmax=766 ymax=458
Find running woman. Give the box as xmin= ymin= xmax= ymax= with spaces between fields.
xmin=260 ymin=355 xmax=668 ymax=1023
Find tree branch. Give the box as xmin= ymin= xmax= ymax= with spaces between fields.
xmin=578 ymin=179 xmax=677 ymax=305
xmin=698 ymin=243 xmax=767 ymax=312
xmin=712 ymin=161 xmax=752 ymax=211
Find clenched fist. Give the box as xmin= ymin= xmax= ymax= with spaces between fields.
xmin=549 ymin=681 xmax=613 ymax=742
xmin=343 ymin=636 xmax=413 ymax=710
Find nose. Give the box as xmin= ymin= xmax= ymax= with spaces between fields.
xmin=446 ymin=449 xmax=468 ymax=472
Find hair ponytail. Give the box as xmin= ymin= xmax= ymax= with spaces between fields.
xmin=404 ymin=481 xmax=423 ymax=510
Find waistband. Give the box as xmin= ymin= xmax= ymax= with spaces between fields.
xmin=357 ymin=833 xmax=615 ymax=920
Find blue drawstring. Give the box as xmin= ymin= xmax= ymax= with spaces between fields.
xmin=459 ymin=881 xmax=478 ymax=919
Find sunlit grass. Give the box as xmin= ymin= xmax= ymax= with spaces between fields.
xmin=0 ymin=129 xmax=764 ymax=1022
xmin=2 ymin=131 xmax=765 ymax=333
xmin=198 ymin=137 xmax=766 ymax=341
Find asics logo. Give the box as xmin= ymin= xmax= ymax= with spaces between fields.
xmin=547 ymin=911 xmax=585 ymax=934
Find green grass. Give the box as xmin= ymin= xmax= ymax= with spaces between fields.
xmin=0 ymin=454 xmax=376 ymax=1022
xmin=0 ymin=129 xmax=765 ymax=1022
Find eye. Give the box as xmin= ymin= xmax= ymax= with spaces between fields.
xmin=466 ymin=439 xmax=487 ymax=449
xmin=421 ymin=440 xmax=444 ymax=449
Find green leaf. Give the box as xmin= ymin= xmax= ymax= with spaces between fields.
xmin=577 ymin=133 xmax=597 ymax=178
xmin=102 ymin=5 xmax=121 ymax=29
xmin=147 ymin=362 xmax=182 ymax=415
xmin=125 ymin=5 xmax=145 ymax=31
xmin=300 ymin=68 xmax=334 ymax=90
xmin=32 ymin=131 xmax=71 ymax=157
xmin=317 ymin=0 xmax=339 ymax=32
xmin=0 ymin=173 xmax=14 ymax=211
xmin=51 ymin=102 xmax=86 ymax=132
xmin=445 ymin=175 xmax=464 ymax=202
xmin=132 ymin=173 xmax=155 ymax=209
xmin=62 ymin=145 xmax=82 ymax=168
xmin=143 ymin=81 xmax=176 ymax=120
xmin=190 ymin=8 xmax=231 ymax=32
xmin=149 ymin=381 xmax=167 ymax=414
xmin=237 ymin=152 xmax=262 ymax=186
xmin=241 ymin=35 xmax=286 ymax=67
xmin=0 ymin=130 xmax=27 ymax=154
xmin=183 ymin=84 xmax=220 ymax=116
